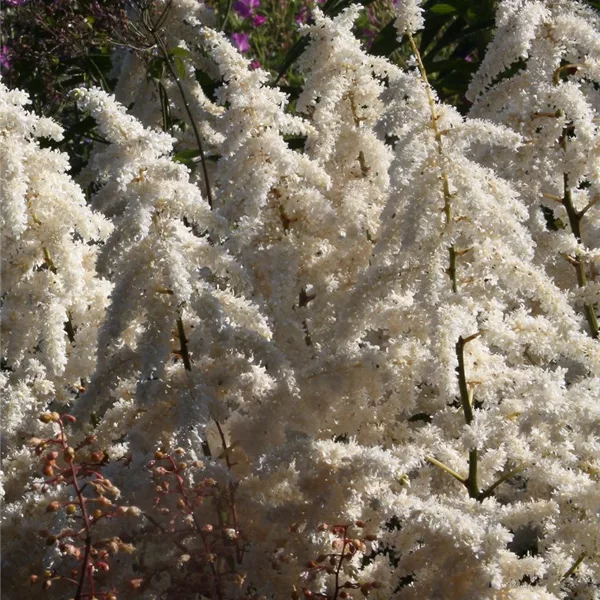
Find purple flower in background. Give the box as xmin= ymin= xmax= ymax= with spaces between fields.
xmin=296 ymin=7 xmax=309 ymax=25
xmin=233 ymin=0 xmax=260 ymax=19
xmin=0 ymin=46 xmax=11 ymax=70
xmin=4 ymin=0 xmax=28 ymax=5
xmin=250 ymin=59 xmax=261 ymax=69
xmin=231 ymin=32 xmax=250 ymax=53
xmin=252 ymin=14 xmax=267 ymax=27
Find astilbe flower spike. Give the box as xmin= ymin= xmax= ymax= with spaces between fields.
xmin=1 ymin=1 xmax=600 ymax=599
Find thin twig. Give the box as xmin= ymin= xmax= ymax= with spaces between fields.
xmin=562 ymin=551 xmax=587 ymax=580
xmin=456 ymin=333 xmax=482 ymax=499
xmin=478 ymin=465 xmax=527 ymax=501
xmin=219 ymin=0 xmax=234 ymax=31
xmin=425 ymin=456 xmax=466 ymax=484
xmin=407 ymin=32 xmax=457 ymax=292
xmin=139 ymin=8 xmax=214 ymax=208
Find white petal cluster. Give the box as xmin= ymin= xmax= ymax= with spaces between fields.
xmin=0 ymin=82 xmax=111 ymax=442
xmin=393 ymin=0 xmax=425 ymax=36
xmin=2 ymin=1 xmax=600 ymax=598
xmin=468 ymin=0 xmax=600 ymax=338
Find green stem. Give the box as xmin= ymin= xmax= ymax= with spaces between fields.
xmin=407 ymin=32 xmax=457 ymax=292
xmin=562 ymin=552 xmax=587 ymax=580
xmin=219 ymin=0 xmax=234 ymax=31
xmin=557 ymin=111 xmax=599 ymax=338
xmin=456 ymin=333 xmax=481 ymax=498
xmin=425 ymin=456 xmax=466 ymax=485
xmin=141 ymin=9 xmax=214 ymax=209
xmin=478 ymin=465 xmax=526 ymax=501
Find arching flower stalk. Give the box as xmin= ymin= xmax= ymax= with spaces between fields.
xmin=327 ymin=2 xmax=600 ymax=596
xmin=468 ymin=0 xmax=600 ymax=339
xmin=0 ymin=81 xmax=112 ymax=597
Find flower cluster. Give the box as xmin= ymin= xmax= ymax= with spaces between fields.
xmin=2 ymin=1 xmax=600 ymax=599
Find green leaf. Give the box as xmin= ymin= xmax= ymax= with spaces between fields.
xmin=172 ymin=149 xmax=201 ymax=166
xmin=173 ymin=56 xmax=187 ymax=80
xmin=147 ymin=57 xmax=165 ymax=82
xmin=429 ymin=4 xmax=458 ymax=15
xmin=170 ymin=46 xmax=191 ymax=60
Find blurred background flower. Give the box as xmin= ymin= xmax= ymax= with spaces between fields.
xmin=233 ymin=0 xmax=260 ymax=19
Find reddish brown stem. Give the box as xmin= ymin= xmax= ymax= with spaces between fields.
xmin=215 ymin=421 xmax=244 ymax=564
xmin=58 ymin=420 xmax=93 ymax=600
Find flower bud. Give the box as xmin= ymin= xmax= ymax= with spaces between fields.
xmin=46 ymin=501 xmax=61 ymax=513
xmin=63 ymin=447 xmax=75 ymax=461
xmin=128 ymin=578 xmax=143 ymax=589
xmin=65 ymin=504 xmax=77 ymax=515
xmin=29 ymin=574 xmax=39 ymax=585
xmin=90 ymin=451 xmax=105 ymax=463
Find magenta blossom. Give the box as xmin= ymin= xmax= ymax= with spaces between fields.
xmin=0 ymin=46 xmax=11 ymax=70
xmin=250 ymin=59 xmax=261 ymax=70
xmin=296 ymin=7 xmax=309 ymax=25
xmin=252 ymin=14 xmax=267 ymax=27
xmin=233 ymin=0 xmax=260 ymax=19
xmin=231 ymin=32 xmax=250 ymax=53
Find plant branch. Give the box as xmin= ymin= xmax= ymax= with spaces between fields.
xmin=562 ymin=551 xmax=587 ymax=580
xmin=478 ymin=465 xmax=527 ymax=501
xmin=215 ymin=421 xmax=244 ymax=564
xmin=219 ymin=0 xmax=234 ymax=31
xmin=407 ymin=32 xmax=457 ymax=292
xmin=456 ymin=333 xmax=481 ymax=498
xmin=425 ymin=456 xmax=466 ymax=485
xmin=556 ymin=108 xmax=599 ymax=338
xmin=140 ymin=8 xmax=214 ymax=209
